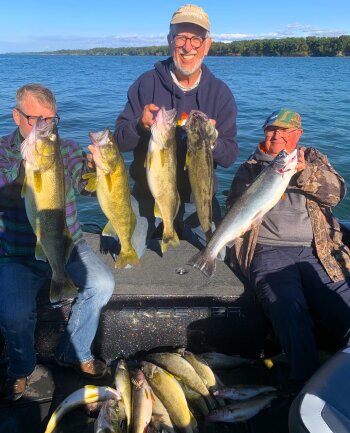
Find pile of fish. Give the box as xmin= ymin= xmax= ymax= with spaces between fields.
xmin=147 ymin=107 xmax=216 ymax=253
xmin=44 ymin=350 xmax=278 ymax=433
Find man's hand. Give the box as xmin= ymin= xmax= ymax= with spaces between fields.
xmin=296 ymin=146 xmax=306 ymax=172
xmin=139 ymin=104 xmax=159 ymax=131
xmin=86 ymin=145 xmax=96 ymax=170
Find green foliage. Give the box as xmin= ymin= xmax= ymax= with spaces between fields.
xmin=41 ymin=36 xmax=350 ymax=57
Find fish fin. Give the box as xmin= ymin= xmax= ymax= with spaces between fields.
xmin=49 ymin=274 xmax=77 ymax=303
xmin=154 ymin=202 xmax=162 ymax=218
xmin=104 ymin=174 xmax=112 ymax=192
xmin=33 ymin=171 xmax=42 ymax=192
xmin=21 ymin=176 xmax=27 ymax=198
xmin=161 ymin=229 xmax=180 ymax=253
xmin=82 ymin=172 xmax=97 ymax=192
xmin=188 ymin=250 xmax=216 ymax=278
xmin=185 ymin=152 xmax=191 ymax=170
xmin=102 ymin=221 xmax=117 ymax=237
xmin=114 ymin=248 xmax=139 ymax=269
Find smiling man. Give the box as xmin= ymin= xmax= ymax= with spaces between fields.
xmin=227 ymin=108 xmax=350 ymax=392
xmin=115 ymin=4 xmax=238 ymax=259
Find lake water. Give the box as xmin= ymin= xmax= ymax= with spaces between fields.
xmin=0 ymin=55 xmax=349 ymax=225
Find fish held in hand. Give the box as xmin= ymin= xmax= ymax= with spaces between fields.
xmin=185 ymin=110 xmax=217 ymax=241
xmin=188 ymin=149 xmax=298 ymax=277
xmin=21 ymin=117 xmax=76 ymax=303
xmin=86 ymin=129 xmax=138 ymax=269
xmin=146 ymin=107 xmax=180 ymax=253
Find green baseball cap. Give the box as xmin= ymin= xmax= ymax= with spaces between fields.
xmin=263 ymin=108 xmax=302 ymax=129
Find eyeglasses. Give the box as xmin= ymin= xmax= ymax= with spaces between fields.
xmin=173 ymin=35 xmax=206 ymax=49
xmin=16 ymin=108 xmax=60 ymax=127
xmin=265 ymin=127 xmax=298 ymax=137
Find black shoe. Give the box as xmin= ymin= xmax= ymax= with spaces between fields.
xmin=0 ymin=375 xmax=27 ymax=401
xmin=54 ymin=355 xmax=107 ymax=378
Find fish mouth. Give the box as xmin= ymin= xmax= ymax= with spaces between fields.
xmin=89 ymin=129 xmax=109 ymax=146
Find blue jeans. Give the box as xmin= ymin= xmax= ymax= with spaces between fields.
xmin=0 ymin=240 xmax=115 ymax=378
xmin=250 ymin=244 xmax=350 ymax=382
xmin=130 ymin=188 xmax=224 ymax=259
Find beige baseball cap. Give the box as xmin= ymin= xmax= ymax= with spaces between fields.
xmin=170 ymin=4 xmax=210 ymax=32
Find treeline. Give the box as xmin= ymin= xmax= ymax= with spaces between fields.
xmin=46 ymin=36 xmax=350 ymax=57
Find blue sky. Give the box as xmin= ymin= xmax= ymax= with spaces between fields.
xmin=1 ymin=0 xmax=349 ymax=53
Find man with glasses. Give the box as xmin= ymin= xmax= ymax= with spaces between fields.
xmin=115 ymin=4 xmax=238 ymax=258
xmin=0 ymin=83 xmax=115 ymax=401
xmin=227 ymin=108 xmax=350 ymax=392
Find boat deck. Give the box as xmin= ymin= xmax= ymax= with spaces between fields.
xmin=1 ymin=226 xmax=348 ymax=433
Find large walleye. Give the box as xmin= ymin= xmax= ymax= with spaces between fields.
xmin=188 ymin=149 xmax=298 ymax=277
xmin=114 ymin=359 xmax=132 ymax=433
xmin=20 ymin=117 xmax=77 ymax=303
xmin=85 ymin=129 xmax=138 ymax=269
xmin=185 ymin=110 xmax=217 ymax=241
xmin=146 ymin=107 xmax=180 ymax=253
xmin=142 ymin=361 xmax=196 ymax=433
xmin=131 ymin=369 xmax=154 ymax=433
xmin=145 ymin=352 xmax=216 ymax=411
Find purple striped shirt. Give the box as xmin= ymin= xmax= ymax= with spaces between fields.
xmin=0 ymin=129 xmax=86 ymax=258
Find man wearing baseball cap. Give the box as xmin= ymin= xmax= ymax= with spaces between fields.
xmin=115 ymin=5 xmax=238 ymax=259
xmin=227 ymin=108 xmax=350 ymax=392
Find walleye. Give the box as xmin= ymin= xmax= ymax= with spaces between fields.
xmin=146 ymin=352 xmax=216 ymax=411
xmin=21 ymin=117 xmax=76 ymax=303
xmin=146 ymin=107 xmax=180 ymax=253
xmin=44 ymin=385 xmax=120 ymax=433
xmin=188 ymin=149 xmax=298 ymax=277
xmin=206 ymin=393 xmax=277 ymax=423
xmin=131 ymin=369 xmax=154 ymax=433
xmin=86 ymin=129 xmax=138 ymax=269
xmin=177 ymin=349 xmax=218 ymax=391
xmin=114 ymin=359 xmax=132 ymax=433
xmin=151 ymin=392 xmax=176 ymax=433
xmin=185 ymin=110 xmax=217 ymax=241
xmin=142 ymin=361 xmax=196 ymax=433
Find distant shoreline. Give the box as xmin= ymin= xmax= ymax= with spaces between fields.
xmin=2 ymin=36 xmax=350 ymax=57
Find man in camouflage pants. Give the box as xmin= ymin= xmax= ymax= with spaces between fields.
xmin=227 ymin=108 xmax=350 ymax=391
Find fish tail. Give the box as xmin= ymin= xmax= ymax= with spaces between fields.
xmin=114 ymin=248 xmax=139 ymax=269
xmin=49 ymin=275 xmax=77 ymax=304
xmin=187 ymin=250 xmax=216 ymax=278
xmin=161 ymin=229 xmax=180 ymax=253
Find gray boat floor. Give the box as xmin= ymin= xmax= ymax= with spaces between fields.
xmin=85 ymin=232 xmax=247 ymax=298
